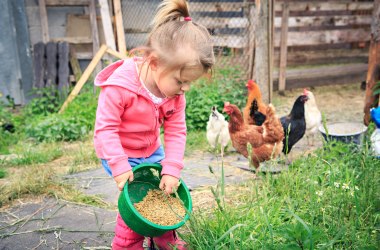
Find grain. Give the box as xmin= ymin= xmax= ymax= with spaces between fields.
xmin=134 ymin=189 xmax=186 ymax=226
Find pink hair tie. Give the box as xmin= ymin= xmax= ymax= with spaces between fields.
xmin=184 ymin=16 xmax=192 ymax=21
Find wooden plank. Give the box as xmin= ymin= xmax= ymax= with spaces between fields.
xmin=273 ymin=63 xmax=368 ymax=90
xmin=278 ymin=2 xmax=289 ymax=93
xmin=69 ymin=46 xmax=82 ymax=82
xmin=274 ymin=2 xmax=374 ymax=12
xmin=274 ymin=48 xmax=369 ymax=66
xmin=276 ymin=9 xmax=373 ymax=17
xmin=51 ymin=37 xmax=92 ymax=44
xmin=33 ymin=42 xmax=45 ymax=89
xmin=273 ymin=63 xmax=368 ymax=80
xmin=254 ymin=0 xmax=271 ymax=103
xmin=99 ymin=0 xmax=116 ymax=51
xmin=45 ymin=0 xmax=90 ymax=6
xmin=58 ymin=42 xmax=70 ymax=96
xmin=45 ymin=41 xmax=57 ymax=87
xmin=114 ymin=0 xmax=127 ymax=55
xmin=247 ymin=4 xmax=256 ymax=80
xmin=274 ymin=28 xmax=371 ymax=47
xmin=65 ymin=14 xmax=106 ymax=59
xmin=89 ymin=0 xmax=101 ymax=77
xmin=38 ymin=0 xmax=49 ymax=43
xmin=274 ymin=15 xmax=372 ymax=28
xmin=106 ymin=47 xmax=127 ymax=59
xmin=59 ymin=44 xmax=108 ymax=114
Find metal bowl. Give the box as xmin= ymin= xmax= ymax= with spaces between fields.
xmin=318 ymin=122 xmax=368 ymax=145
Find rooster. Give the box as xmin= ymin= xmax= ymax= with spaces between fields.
xmin=304 ymin=89 xmax=321 ymax=146
xmin=280 ymin=94 xmax=309 ymax=154
xmin=206 ymin=106 xmax=230 ymax=157
xmin=224 ymin=102 xmax=284 ymax=171
xmin=243 ymin=80 xmax=267 ymax=126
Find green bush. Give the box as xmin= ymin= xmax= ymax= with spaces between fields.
xmin=186 ymin=67 xmax=246 ymax=131
xmin=24 ymin=85 xmax=98 ymax=142
xmin=24 ymin=87 xmax=63 ymax=116
xmin=25 ymin=114 xmax=89 ymax=142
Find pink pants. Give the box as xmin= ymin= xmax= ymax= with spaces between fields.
xmin=112 ymin=213 xmax=187 ymax=250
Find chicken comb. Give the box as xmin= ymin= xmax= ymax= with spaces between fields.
xmin=224 ymin=102 xmax=230 ymax=107
xmin=303 ymin=88 xmax=308 ymax=95
xmin=246 ymin=79 xmax=255 ymax=89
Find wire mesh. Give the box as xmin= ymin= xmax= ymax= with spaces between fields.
xmin=120 ymin=0 xmax=254 ymax=80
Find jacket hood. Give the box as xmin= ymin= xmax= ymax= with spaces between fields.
xmin=94 ymin=58 xmax=141 ymax=92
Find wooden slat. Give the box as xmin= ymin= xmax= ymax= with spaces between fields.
xmin=276 ymin=9 xmax=373 ymax=17
xmin=69 ymin=46 xmax=82 ymax=82
xmin=274 ymin=28 xmax=371 ymax=47
xmin=89 ymin=0 xmax=101 ymax=77
xmin=274 ymin=2 xmax=374 ymax=12
xmin=46 ymin=41 xmax=57 ymax=87
xmin=274 ymin=48 xmax=369 ymax=66
xmin=58 ymin=42 xmax=70 ymax=94
xmin=114 ymin=0 xmax=126 ymax=55
xmin=45 ymin=0 xmax=89 ymax=6
xmin=273 ymin=63 xmax=368 ymax=90
xmin=274 ymin=15 xmax=372 ymax=28
xmin=38 ymin=0 xmax=49 ymax=43
xmin=51 ymin=37 xmax=92 ymax=44
xmin=273 ymin=63 xmax=368 ymax=80
xmin=33 ymin=42 xmax=45 ymax=88
xmin=59 ymin=44 xmax=108 ymax=114
xmin=99 ymin=0 xmax=116 ymax=51
xmin=278 ymin=2 xmax=289 ymax=92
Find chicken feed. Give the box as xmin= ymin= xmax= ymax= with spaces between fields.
xmin=134 ymin=189 xmax=186 ymax=226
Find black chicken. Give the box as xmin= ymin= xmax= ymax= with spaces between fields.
xmin=280 ymin=95 xmax=309 ymax=154
xmin=249 ymin=99 xmax=266 ymax=126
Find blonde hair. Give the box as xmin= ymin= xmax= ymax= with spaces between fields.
xmin=135 ymin=0 xmax=214 ymax=76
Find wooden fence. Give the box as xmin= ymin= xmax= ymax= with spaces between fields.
xmin=273 ymin=0 xmax=373 ymax=90
xmin=121 ymin=0 xmax=373 ymax=90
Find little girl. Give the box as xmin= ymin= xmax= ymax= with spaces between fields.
xmin=93 ymin=0 xmax=214 ymax=249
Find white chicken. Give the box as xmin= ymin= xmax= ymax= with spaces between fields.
xmin=206 ymin=106 xmax=230 ymax=157
xmin=304 ymin=89 xmax=322 ymax=145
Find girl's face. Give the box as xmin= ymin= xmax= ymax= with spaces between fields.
xmin=152 ymin=63 xmax=204 ymax=98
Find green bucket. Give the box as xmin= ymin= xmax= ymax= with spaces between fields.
xmin=118 ymin=163 xmax=192 ymax=237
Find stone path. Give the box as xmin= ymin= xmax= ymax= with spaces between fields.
xmin=0 ymin=145 xmax=310 ymax=249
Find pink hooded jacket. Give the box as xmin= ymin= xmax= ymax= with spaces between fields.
xmin=94 ymin=58 xmax=186 ymax=178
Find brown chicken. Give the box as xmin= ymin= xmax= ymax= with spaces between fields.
xmin=224 ymin=102 xmax=284 ymax=171
xmin=243 ymin=80 xmax=268 ymax=125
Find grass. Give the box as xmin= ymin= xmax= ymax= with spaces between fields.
xmin=182 ymin=140 xmax=380 ymax=249
xmin=0 ymin=138 xmax=105 ymax=208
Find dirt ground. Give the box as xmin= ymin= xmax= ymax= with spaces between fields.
xmin=272 ymin=82 xmax=366 ymax=124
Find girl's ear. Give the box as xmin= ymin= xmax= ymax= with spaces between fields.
xmin=148 ymin=54 xmax=159 ymax=71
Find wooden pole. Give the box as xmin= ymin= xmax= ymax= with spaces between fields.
xmin=278 ymin=2 xmax=289 ymax=94
xmin=363 ymin=0 xmax=380 ymax=125
xmin=99 ymin=0 xmax=116 ymax=51
xmin=38 ymin=0 xmax=49 ymax=43
xmin=113 ymin=0 xmax=127 ymax=56
xmin=58 ymin=44 xmax=108 ymax=114
xmin=254 ymin=0 xmax=270 ymax=103
xmin=89 ymin=0 xmax=101 ymax=79
xmin=268 ymin=0 xmax=274 ymax=102
xmin=247 ymin=4 xmax=256 ymax=80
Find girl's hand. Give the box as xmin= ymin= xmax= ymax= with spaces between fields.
xmin=159 ymin=175 xmax=180 ymax=194
xmin=114 ymin=170 xmax=134 ymax=191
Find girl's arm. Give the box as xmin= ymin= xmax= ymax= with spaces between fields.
xmin=161 ymin=96 xmax=187 ymax=179
xmin=95 ymin=86 xmax=132 ymax=177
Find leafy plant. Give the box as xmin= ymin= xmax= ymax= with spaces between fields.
xmin=24 ymin=87 xmax=63 ymax=116
xmin=186 ymin=67 xmax=246 ymax=131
